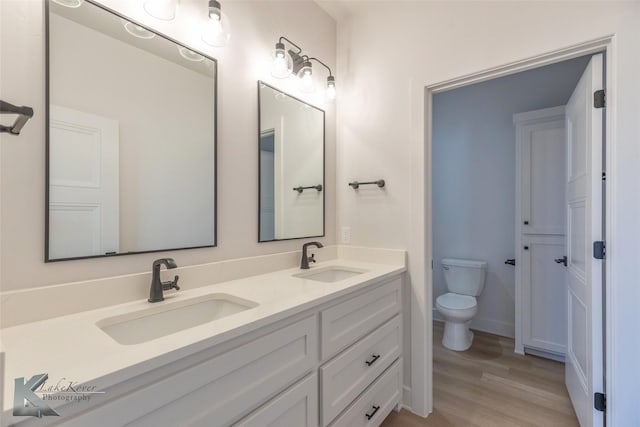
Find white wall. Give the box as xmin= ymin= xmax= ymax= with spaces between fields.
xmin=334 ymin=1 xmax=640 ymax=421
xmin=0 ymin=0 xmax=336 ymax=290
xmin=432 ymin=57 xmax=589 ymax=338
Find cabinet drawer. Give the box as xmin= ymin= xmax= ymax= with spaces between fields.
xmin=321 ymin=278 xmax=401 ymax=359
xmin=329 ymin=358 xmax=402 ymax=427
xmin=234 ymin=373 xmax=318 ymax=427
xmin=321 ymin=315 xmax=401 ymax=426
xmin=69 ymin=316 xmax=318 ymax=427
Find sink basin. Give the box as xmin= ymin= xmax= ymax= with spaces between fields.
xmin=294 ymin=266 xmax=367 ymax=283
xmin=97 ymin=294 xmax=257 ymax=345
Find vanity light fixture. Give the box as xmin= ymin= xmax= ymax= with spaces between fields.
xmin=144 ymin=0 xmax=179 ymax=21
xmin=122 ymin=20 xmax=156 ymax=39
xmin=51 ymin=0 xmax=84 ymax=8
xmin=202 ymin=0 xmax=230 ymax=47
xmin=270 ymin=36 xmax=336 ymax=100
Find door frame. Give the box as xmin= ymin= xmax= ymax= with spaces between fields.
xmin=422 ymin=35 xmax=614 ymax=420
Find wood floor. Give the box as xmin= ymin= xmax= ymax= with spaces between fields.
xmin=381 ymin=322 xmax=579 ymax=427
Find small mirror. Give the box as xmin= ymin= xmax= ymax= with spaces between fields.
xmin=46 ymin=0 xmax=217 ymax=260
xmin=258 ymin=82 xmax=324 ymax=242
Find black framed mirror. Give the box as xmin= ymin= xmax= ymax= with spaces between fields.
xmin=45 ymin=0 xmax=217 ymax=261
xmin=258 ymin=81 xmax=325 ymax=242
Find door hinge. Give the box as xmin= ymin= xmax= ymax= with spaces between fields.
xmin=593 ymin=241 xmax=605 ymax=259
xmin=594 ymin=392 xmax=606 ymax=412
xmin=594 ymin=89 xmax=606 ymax=108
xmin=602 ymin=172 xmax=606 ymax=181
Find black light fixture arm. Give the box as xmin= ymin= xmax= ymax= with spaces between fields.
xmin=278 ymin=36 xmax=303 ymax=54
xmin=307 ymin=57 xmax=333 ymax=77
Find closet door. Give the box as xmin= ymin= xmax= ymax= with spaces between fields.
xmin=514 ymin=106 xmax=567 ymax=357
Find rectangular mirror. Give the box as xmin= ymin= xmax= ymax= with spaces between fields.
xmin=46 ymin=0 xmax=217 ymax=261
xmin=258 ymin=82 xmax=324 ymax=242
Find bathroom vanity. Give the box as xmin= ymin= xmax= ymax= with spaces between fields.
xmin=0 ymin=247 xmax=405 ymax=427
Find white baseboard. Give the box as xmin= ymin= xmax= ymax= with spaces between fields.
xmin=402 ymin=385 xmax=412 ymax=409
xmin=432 ymin=308 xmax=515 ymax=338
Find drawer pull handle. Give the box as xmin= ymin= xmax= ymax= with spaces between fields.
xmin=365 ymin=354 xmax=381 ymax=366
xmin=365 ymin=405 xmax=380 ymax=420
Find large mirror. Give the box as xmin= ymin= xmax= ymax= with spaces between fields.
xmin=46 ymin=0 xmax=217 ymax=261
xmin=258 ymin=82 xmax=324 ymax=242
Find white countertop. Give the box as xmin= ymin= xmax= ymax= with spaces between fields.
xmin=0 ymin=258 xmax=405 ymax=414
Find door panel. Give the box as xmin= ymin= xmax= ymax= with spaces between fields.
xmin=521 ymin=235 xmax=567 ymax=355
xmin=49 ymin=105 xmax=119 ymax=259
xmin=525 ymin=123 xmax=566 ymax=235
xmin=564 ymin=53 xmax=604 ymax=427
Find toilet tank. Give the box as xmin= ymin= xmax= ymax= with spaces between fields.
xmin=441 ymin=258 xmax=487 ymax=296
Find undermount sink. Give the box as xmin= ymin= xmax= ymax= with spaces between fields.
xmin=294 ymin=266 xmax=367 ymax=283
xmin=97 ymin=294 xmax=258 ymax=345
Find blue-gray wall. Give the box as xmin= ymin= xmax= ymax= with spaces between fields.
xmin=432 ymin=55 xmax=590 ymax=337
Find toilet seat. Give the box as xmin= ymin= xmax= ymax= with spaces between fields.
xmin=436 ymin=293 xmax=476 ymax=310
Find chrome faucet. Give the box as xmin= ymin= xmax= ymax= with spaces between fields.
xmin=300 ymin=242 xmax=323 ymax=269
xmin=148 ymin=258 xmax=180 ymax=303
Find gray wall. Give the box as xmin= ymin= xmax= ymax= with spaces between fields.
xmin=432 ymin=56 xmax=590 ymax=337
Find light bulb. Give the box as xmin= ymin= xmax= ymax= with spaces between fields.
xmin=202 ymin=0 xmax=230 ymax=47
xmin=144 ymin=0 xmax=179 ymax=20
xmin=271 ymin=42 xmax=292 ymax=79
xmin=326 ymin=76 xmax=336 ymax=100
xmin=297 ymin=61 xmax=315 ymax=94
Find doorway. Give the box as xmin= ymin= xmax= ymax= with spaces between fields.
xmin=425 ymin=41 xmax=611 ymax=427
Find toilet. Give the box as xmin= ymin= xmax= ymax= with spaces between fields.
xmin=436 ymin=258 xmax=487 ymax=351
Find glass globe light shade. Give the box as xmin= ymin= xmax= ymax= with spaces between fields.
xmin=297 ymin=62 xmax=315 ymax=94
xmin=202 ymin=1 xmax=230 ymax=47
xmin=271 ymin=43 xmax=292 ymax=79
xmin=144 ymin=0 xmax=179 ymax=20
xmin=326 ymin=76 xmax=336 ymax=100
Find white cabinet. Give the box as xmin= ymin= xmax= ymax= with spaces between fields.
xmin=320 ymin=315 xmax=401 ymax=425
xmin=514 ymin=106 xmax=567 ymax=358
xmin=59 ymin=316 xmax=318 ymax=427
xmin=43 ymin=275 xmax=403 ymax=427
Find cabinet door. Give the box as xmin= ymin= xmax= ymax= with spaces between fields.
xmin=521 ymin=235 xmax=567 ymax=355
xmin=234 ymin=373 xmax=318 ymax=427
xmin=321 ymin=279 xmax=401 ymax=359
xmin=518 ymin=115 xmax=566 ymax=235
xmin=329 ymin=359 xmax=401 ymax=427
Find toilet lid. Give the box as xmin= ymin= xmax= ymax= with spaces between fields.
xmin=436 ymin=293 xmax=476 ymax=310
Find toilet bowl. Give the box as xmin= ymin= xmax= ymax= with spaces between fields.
xmin=436 ymin=258 xmax=487 ymax=351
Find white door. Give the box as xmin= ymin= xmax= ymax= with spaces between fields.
xmin=49 ymin=105 xmax=119 ymax=259
xmin=564 ymin=54 xmax=604 ymax=427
